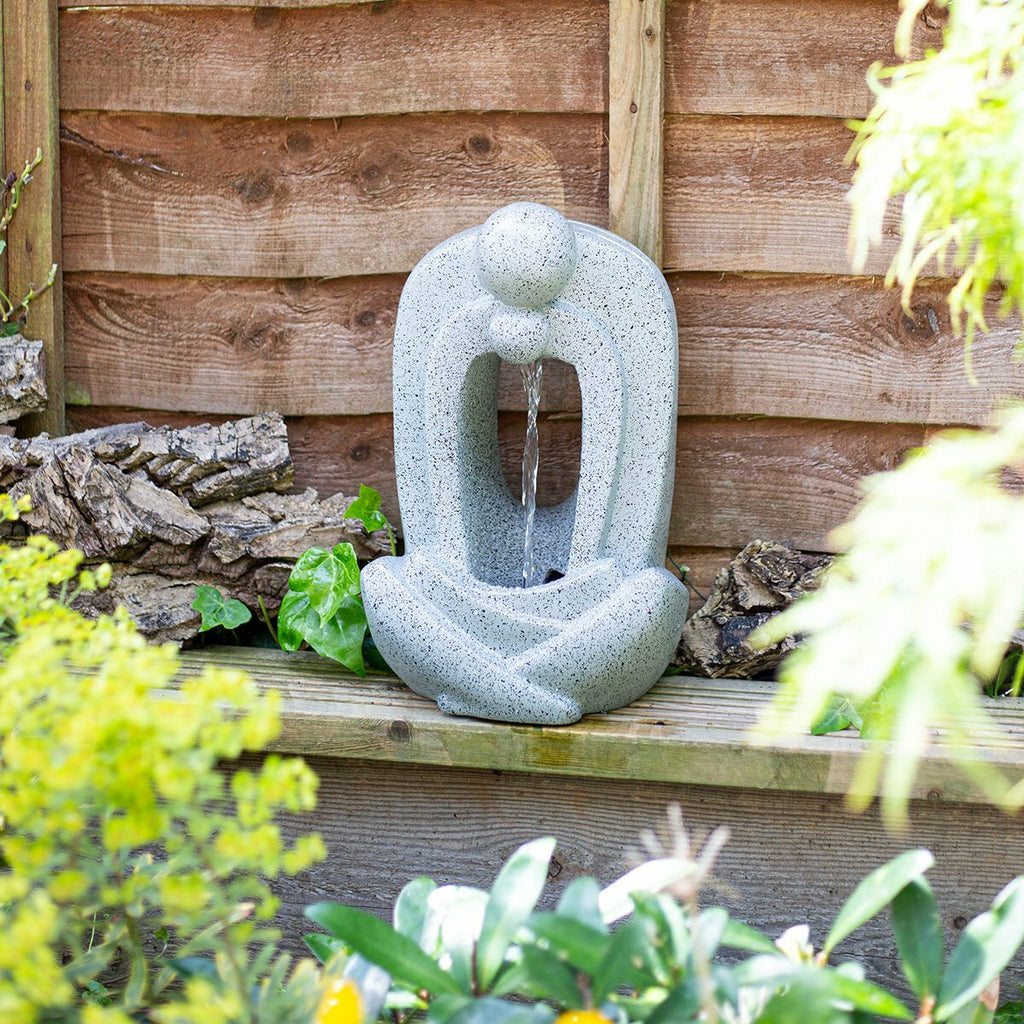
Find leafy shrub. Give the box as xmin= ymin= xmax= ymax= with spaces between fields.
xmin=305 ymin=810 xmax=1024 ymax=1024
xmin=0 ymin=496 xmax=330 ymax=1023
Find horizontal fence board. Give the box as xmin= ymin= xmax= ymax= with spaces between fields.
xmin=60 ymin=111 xmax=607 ymax=278
xmin=67 ymin=407 xmax=932 ymax=551
xmin=665 ymin=0 xmax=945 ymax=118
xmin=664 ymin=115 xmax=896 ymax=276
xmin=670 ymin=273 xmax=1024 ymax=425
xmin=66 ymin=271 xmax=1022 ymax=425
xmin=63 ymin=272 xmax=582 ymax=416
xmin=59 ymin=1 xmax=606 ymax=118
xmin=259 ymin=751 xmax=1024 ymax=987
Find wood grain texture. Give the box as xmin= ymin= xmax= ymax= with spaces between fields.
xmin=60 ymin=111 xmax=607 ymax=278
xmin=64 ymin=270 xmax=1024 ymax=425
xmin=608 ymin=0 xmax=664 ymax=261
xmin=3 ymin=0 xmax=65 ymax=434
xmin=59 ymin=1 xmax=607 ymax=118
xmin=670 ymin=273 xmax=1024 ymax=425
xmin=241 ymin=750 xmax=1024 ymax=994
xmin=183 ymin=646 xmax=1024 ymax=798
xmin=67 ymin=407 xmax=932 ymax=552
xmin=665 ymin=0 xmax=946 ymax=118
xmin=663 ymin=115 xmax=897 ymax=276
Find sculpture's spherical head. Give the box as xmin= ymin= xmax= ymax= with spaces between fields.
xmin=475 ymin=202 xmax=578 ymax=310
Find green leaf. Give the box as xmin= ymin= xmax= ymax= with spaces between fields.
xmin=345 ymin=484 xmax=390 ymax=535
xmin=525 ymin=912 xmax=610 ymax=976
xmin=442 ymin=996 xmax=557 ymax=1024
xmin=287 ymin=545 xmax=361 ymax=626
xmin=0 ymin=321 xmax=20 ymax=338
xmin=937 ymin=878 xmax=1024 ymax=1021
xmin=303 ymin=932 xmax=346 ymax=964
xmin=476 ymin=837 xmax=556 ymax=991
xmin=829 ymin=972 xmax=914 ymax=1019
xmin=823 ymin=849 xmax=935 ymax=956
xmin=592 ymin=915 xmax=660 ymax=1005
xmin=191 ymin=585 xmax=252 ymax=632
xmin=812 ymin=695 xmax=864 ymax=735
xmin=632 ymin=892 xmax=690 ymax=965
xmin=394 ymin=876 xmax=437 ymax=945
xmin=891 ymin=876 xmax=944 ymax=1002
xmin=555 ymin=877 xmax=606 ymax=930
xmin=946 ymin=985 xmax=999 ymax=1024
xmin=693 ymin=906 xmax=729 ymax=961
xmin=422 ymin=885 xmax=488 ymax=993
xmin=305 ymin=902 xmax=463 ymax=996
xmin=277 ymin=589 xmax=368 ymax=675
xmin=490 ymin=945 xmax=584 ymax=1006
xmin=720 ymin=917 xmax=778 ymax=955
xmin=167 ymin=956 xmax=220 ymax=981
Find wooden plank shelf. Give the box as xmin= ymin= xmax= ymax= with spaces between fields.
xmin=180 ymin=646 xmax=1024 ymax=806
xmin=177 ymin=647 xmax=1024 ymax=993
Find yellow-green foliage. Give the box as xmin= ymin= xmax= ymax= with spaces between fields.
xmin=0 ymin=497 xmax=330 ymax=1023
xmin=848 ymin=0 xmax=1024 ymax=365
xmin=756 ymin=408 xmax=1024 ymax=826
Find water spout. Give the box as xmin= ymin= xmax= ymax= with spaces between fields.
xmin=521 ymin=359 xmax=543 ymax=587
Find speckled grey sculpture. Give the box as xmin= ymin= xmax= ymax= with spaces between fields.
xmin=361 ymin=202 xmax=688 ymax=725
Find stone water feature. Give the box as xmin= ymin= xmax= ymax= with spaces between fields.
xmin=361 ymin=202 xmax=687 ymax=724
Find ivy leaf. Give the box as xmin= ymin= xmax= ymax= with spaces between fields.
xmin=812 ymin=695 xmax=864 ymax=735
xmin=277 ymin=589 xmax=367 ymax=675
xmin=191 ymin=585 xmax=252 ymax=632
xmin=286 ymin=544 xmax=361 ymax=627
xmin=1 ymin=321 xmax=21 ymax=338
xmin=345 ymin=485 xmax=389 ymax=534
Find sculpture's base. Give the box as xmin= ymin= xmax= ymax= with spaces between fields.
xmin=361 ymin=549 xmax=688 ymax=724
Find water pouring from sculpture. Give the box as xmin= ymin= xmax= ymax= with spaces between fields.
xmin=361 ymin=202 xmax=688 ymax=725
xmin=520 ymin=359 xmax=543 ymax=588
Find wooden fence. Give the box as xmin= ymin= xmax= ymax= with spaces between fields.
xmin=5 ymin=0 xmax=1024 ymax=589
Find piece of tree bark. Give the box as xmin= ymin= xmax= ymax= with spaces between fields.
xmin=0 ymin=414 xmax=391 ymax=643
xmin=673 ymin=540 xmax=833 ymax=678
xmin=0 ymin=335 xmax=47 ymax=423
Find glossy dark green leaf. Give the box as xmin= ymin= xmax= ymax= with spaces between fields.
xmin=192 ymin=585 xmax=252 ymax=632
xmin=937 ymin=878 xmax=1024 ymax=1021
xmin=812 ymin=695 xmax=864 ymax=735
xmin=167 ymin=956 xmax=220 ymax=981
xmin=555 ymin=876 xmax=605 ymax=930
xmin=0 ymin=322 xmax=21 ymax=338
xmin=394 ymin=876 xmax=437 ymax=944
xmin=593 ymin=915 xmax=660 ymax=1005
xmin=287 ymin=544 xmax=361 ymax=626
xmin=444 ymin=996 xmax=557 ymax=1024
xmin=632 ymin=892 xmax=690 ymax=966
xmin=305 ymin=901 xmax=463 ymax=996
xmin=891 ymin=876 xmax=944 ymax=1001
xmin=303 ymin=932 xmax=345 ymax=964
xmin=526 ymin=912 xmax=610 ymax=976
xmin=824 ymin=849 xmax=934 ymax=956
xmin=477 ymin=837 xmax=556 ymax=991
xmin=277 ymin=589 xmax=367 ymax=675
xmin=490 ymin=944 xmax=583 ymax=1006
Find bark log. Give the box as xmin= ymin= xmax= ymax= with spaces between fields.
xmin=0 ymin=414 xmax=391 ymax=643
xmin=0 ymin=335 xmax=47 ymax=423
xmin=673 ymin=540 xmax=833 ymax=679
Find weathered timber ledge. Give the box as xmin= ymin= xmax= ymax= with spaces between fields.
xmin=179 ymin=647 xmax=1024 ymax=806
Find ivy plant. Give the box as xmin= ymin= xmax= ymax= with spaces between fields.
xmin=276 ymin=485 xmax=395 ymax=676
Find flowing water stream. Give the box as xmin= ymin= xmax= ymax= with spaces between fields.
xmin=520 ymin=360 xmax=543 ymax=587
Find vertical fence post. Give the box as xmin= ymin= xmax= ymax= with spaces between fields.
xmin=3 ymin=0 xmax=65 ymax=436
xmin=609 ymin=0 xmax=665 ymax=265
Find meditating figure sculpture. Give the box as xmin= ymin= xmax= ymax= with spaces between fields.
xmin=361 ymin=202 xmax=688 ymax=725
